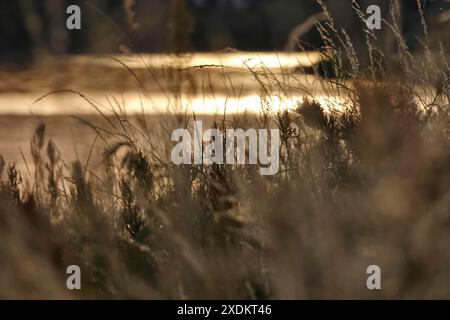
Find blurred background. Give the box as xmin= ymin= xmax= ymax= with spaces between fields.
xmin=1 ymin=0 xmax=449 ymax=61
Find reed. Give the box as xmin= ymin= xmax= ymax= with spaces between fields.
xmin=0 ymin=0 xmax=449 ymax=299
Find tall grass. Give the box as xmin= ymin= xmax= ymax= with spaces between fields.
xmin=0 ymin=0 xmax=449 ymax=299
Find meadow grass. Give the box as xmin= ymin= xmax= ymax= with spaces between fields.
xmin=0 ymin=0 xmax=449 ymax=299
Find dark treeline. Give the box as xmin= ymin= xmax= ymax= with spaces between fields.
xmin=0 ymin=0 xmax=448 ymax=61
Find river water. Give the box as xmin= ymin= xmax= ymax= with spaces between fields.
xmin=0 ymin=51 xmax=346 ymax=115
xmin=0 ymin=51 xmax=338 ymax=172
xmin=0 ymin=51 xmax=410 ymax=176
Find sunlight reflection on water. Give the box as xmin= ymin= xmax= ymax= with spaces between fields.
xmin=15 ymin=92 xmax=346 ymax=116
xmin=0 ymin=51 xmax=338 ymax=116
xmin=93 ymin=51 xmax=323 ymax=70
xmin=0 ymin=51 xmax=436 ymax=116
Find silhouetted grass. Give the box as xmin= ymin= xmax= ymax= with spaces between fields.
xmin=0 ymin=0 xmax=449 ymax=299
